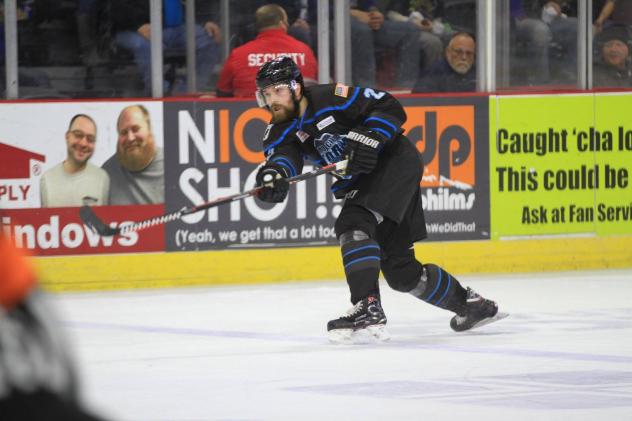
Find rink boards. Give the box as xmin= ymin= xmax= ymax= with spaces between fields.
xmin=0 ymin=92 xmax=630 ymax=291
xmin=36 ymin=236 xmax=632 ymax=292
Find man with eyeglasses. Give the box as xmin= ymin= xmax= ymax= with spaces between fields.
xmin=412 ymin=32 xmax=476 ymax=93
xmin=40 ymin=114 xmax=110 ymax=207
xmin=253 ymin=57 xmax=505 ymax=343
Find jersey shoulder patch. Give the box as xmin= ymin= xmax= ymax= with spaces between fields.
xmin=334 ymin=83 xmax=350 ymax=98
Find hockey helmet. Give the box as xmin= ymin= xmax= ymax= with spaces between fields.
xmin=256 ymin=56 xmax=303 ymax=90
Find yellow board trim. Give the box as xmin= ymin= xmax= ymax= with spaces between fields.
xmin=35 ymin=236 xmax=632 ymax=292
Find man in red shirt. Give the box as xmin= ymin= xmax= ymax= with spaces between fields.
xmin=216 ymin=4 xmax=318 ymax=97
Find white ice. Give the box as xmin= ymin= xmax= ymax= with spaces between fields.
xmin=52 ymin=269 xmax=632 ymax=421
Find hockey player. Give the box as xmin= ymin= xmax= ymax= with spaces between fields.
xmin=0 ymin=233 xmax=110 ymax=420
xmin=253 ymin=57 xmax=506 ymax=342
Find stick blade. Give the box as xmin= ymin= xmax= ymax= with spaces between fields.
xmin=79 ymin=206 xmax=120 ymax=236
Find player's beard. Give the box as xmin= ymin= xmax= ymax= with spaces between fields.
xmin=117 ymin=139 xmax=156 ymax=172
xmin=270 ymin=101 xmax=298 ymax=124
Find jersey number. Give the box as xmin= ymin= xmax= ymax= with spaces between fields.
xmin=363 ymin=88 xmax=385 ymax=99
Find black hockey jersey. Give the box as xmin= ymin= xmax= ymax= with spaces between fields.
xmin=0 ymin=287 xmax=107 ymax=419
xmin=261 ymin=83 xmax=408 ymax=198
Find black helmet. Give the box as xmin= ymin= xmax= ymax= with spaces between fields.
xmin=256 ymin=56 xmax=303 ymax=90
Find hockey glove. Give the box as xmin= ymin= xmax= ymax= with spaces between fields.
xmin=344 ymin=127 xmax=387 ymax=176
xmin=255 ymin=163 xmax=290 ymax=203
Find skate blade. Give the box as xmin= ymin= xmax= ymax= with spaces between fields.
xmin=328 ymin=324 xmax=390 ymax=344
xmin=469 ymin=311 xmax=509 ymax=331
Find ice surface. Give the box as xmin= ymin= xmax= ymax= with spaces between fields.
xmin=52 ymin=269 xmax=632 ymax=421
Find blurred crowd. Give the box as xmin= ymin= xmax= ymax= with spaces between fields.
xmin=0 ymin=0 xmax=631 ymax=98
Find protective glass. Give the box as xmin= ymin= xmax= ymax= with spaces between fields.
xmin=256 ymin=81 xmax=296 ymax=107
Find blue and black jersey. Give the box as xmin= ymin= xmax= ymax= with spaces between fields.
xmin=261 ymin=83 xmax=408 ymax=199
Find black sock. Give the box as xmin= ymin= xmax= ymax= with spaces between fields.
xmin=341 ymin=237 xmax=381 ymax=304
xmin=410 ymin=264 xmax=468 ymax=314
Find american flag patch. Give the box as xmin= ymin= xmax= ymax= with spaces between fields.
xmin=296 ymin=130 xmax=309 ymax=143
xmin=334 ymin=83 xmax=349 ymax=98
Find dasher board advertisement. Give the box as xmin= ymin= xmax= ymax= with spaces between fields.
xmin=399 ymin=96 xmax=490 ymax=241
xmin=163 ymin=101 xmax=342 ymax=251
xmin=1 ymin=96 xmax=490 ymax=255
xmin=164 ymin=96 xmax=490 ymax=251
xmin=0 ymin=101 xmax=164 ymax=255
xmin=490 ymin=93 xmax=632 ymax=239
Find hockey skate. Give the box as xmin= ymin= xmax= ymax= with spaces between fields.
xmin=327 ymin=295 xmax=390 ymax=344
xmin=450 ymin=288 xmax=508 ymax=332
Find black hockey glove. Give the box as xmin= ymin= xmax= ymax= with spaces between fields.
xmin=255 ymin=163 xmax=290 ymax=203
xmin=344 ymin=127 xmax=387 ymax=176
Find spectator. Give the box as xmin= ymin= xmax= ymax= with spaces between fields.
xmin=110 ymin=0 xmax=221 ymax=95
xmin=216 ymin=3 xmax=317 ymax=97
xmin=40 ymin=114 xmax=110 ymax=207
xmin=0 ymin=7 xmax=4 ymax=62
xmin=102 ymin=105 xmax=164 ymax=205
xmin=412 ymin=32 xmax=476 ymax=93
xmin=285 ymin=0 xmax=312 ymax=47
xmin=76 ymin=0 xmax=103 ymax=66
xmin=381 ymin=0 xmax=450 ymax=77
xmin=594 ymin=26 xmax=632 ymax=88
xmin=0 ymin=2 xmax=51 ymax=93
xmin=511 ymin=0 xmax=578 ymax=85
xmin=227 ymin=1 xmax=313 ymax=49
xmin=594 ymin=0 xmax=632 ymax=34
xmin=350 ymin=0 xmax=421 ymax=88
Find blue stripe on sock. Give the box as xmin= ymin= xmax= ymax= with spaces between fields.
xmin=344 ymin=255 xmax=381 ymax=270
xmin=434 ymin=274 xmax=452 ymax=306
xmin=425 ymin=267 xmax=443 ymax=302
xmin=342 ymin=244 xmax=380 ymax=258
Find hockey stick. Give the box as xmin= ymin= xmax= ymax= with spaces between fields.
xmin=80 ymin=160 xmax=348 ymax=237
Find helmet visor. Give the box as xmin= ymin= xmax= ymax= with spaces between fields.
xmin=256 ymin=82 xmax=295 ymax=108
